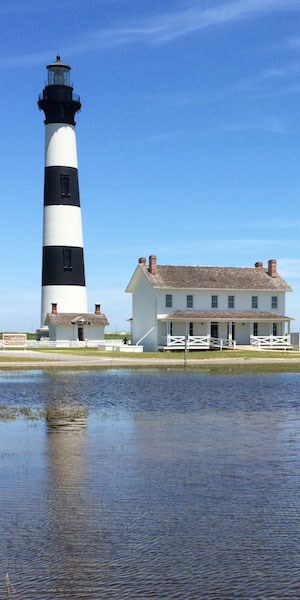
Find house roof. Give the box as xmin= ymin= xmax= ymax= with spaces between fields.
xmin=159 ymin=310 xmax=292 ymax=321
xmin=45 ymin=312 xmax=109 ymax=326
xmin=137 ymin=264 xmax=292 ymax=291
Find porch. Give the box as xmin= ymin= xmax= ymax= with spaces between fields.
xmin=158 ymin=310 xmax=292 ymax=351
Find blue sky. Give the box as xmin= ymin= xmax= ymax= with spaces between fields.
xmin=1 ymin=0 xmax=300 ymax=331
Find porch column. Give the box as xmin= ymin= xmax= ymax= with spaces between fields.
xmin=228 ymin=321 xmax=232 ymax=341
xmin=185 ymin=321 xmax=189 ymax=347
xmin=207 ymin=322 xmax=210 ymax=340
xmin=167 ymin=321 xmax=170 ymax=344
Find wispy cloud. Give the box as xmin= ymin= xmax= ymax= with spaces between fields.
xmin=1 ymin=0 xmax=300 ymax=69
xmin=76 ymin=0 xmax=300 ymax=49
xmin=219 ymin=117 xmax=288 ymax=134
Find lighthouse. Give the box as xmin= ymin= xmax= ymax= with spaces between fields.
xmin=38 ymin=56 xmax=87 ymax=326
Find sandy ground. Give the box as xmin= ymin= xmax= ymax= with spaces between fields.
xmin=0 ymin=349 xmax=300 ymax=369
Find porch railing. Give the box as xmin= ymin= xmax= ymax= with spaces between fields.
xmin=162 ymin=335 xmax=210 ymax=347
xmin=160 ymin=335 xmax=235 ymax=349
xmin=250 ymin=335 xmax=291 ymax=349
xmin=210 ymin=337 xmax=236 ymax=349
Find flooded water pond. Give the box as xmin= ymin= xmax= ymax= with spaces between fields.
xmin=1 ymin=368 xmax=300 ymax=599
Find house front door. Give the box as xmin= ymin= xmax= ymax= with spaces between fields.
xmin=78 ymin=325 xmax=84 ymax=341
xmin=211 ymin=322 xmax=218 ymax=338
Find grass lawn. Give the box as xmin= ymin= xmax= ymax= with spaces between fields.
xmin=29 ymin=348 xmax=300 ymax=360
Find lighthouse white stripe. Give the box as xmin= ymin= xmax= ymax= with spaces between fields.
xmin=43 ymin=205 xmax=84 ymax=247
xmin=41 ymin=285 xmax=88 ymax=326
xmin=45 ymin=123 xmax=78 ymax=168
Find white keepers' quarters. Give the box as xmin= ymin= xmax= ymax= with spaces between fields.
xmin=126 ymin=256 xmax=293 ymax=352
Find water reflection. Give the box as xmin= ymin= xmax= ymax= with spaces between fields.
xmin=2 ymin=370 xmax=300 ymax=598
xmin=45 ymin=403 xmax=92 ymax=598
xmin=46 ymin=404 xmax=88 ymax=432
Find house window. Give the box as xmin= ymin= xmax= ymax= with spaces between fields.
xmin=273 ymin=323 xmax=278 ymax=336
xmin=187 ymin=295 xmax=193 ymax=308
xmin=189 ymin=322 xmax=194 ymax=336
xmin=211 ymin=295 xmax=218 ymax=308
xmin=63 ymin=248 xmax=72 ymax=271
xmin=253 ymin=322 xmax=258 ymax=336
xmin=271 ymin=296 xmax=278 ymax=309
xmin=252 ymin=296 xmax=258 ymax=309
xmin=165 ymin=294 xmax=172 ymax=308
xmin=228 ymin=295 xmax=235 ymax=308
xmin=61 ymin=174 xmax=70 ymax=197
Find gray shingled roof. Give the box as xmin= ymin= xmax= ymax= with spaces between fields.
xmin=160 ymin=310 xmax=292 ymax=321
xmin=45 ymin=312 xmax=109 ymax=326
xmin=141 ymin=265 xmax=291 ymax=291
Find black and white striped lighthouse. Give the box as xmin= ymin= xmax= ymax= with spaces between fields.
xmin=38 ymin=56 xmax=87 ymax=326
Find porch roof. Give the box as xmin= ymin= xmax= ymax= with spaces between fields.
xmin=159 ymin=310 xmax=292 ymax=322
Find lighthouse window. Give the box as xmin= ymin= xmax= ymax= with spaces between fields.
xmin=61 ymin=175 xmax=70 ymax=197
xmin=63 ymin=248 xmax=72 ymax=271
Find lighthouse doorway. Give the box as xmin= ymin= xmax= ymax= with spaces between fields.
xmin=78 ymin=325 xmax=84 ymax=341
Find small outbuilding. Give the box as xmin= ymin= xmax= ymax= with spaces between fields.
xmin=44 ymin=303 xmax=109 ymax=343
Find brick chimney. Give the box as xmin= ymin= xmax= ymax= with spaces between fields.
xmin=51 ymin=303 xmax=57 ymax=314
xmin=148 ymin=255 xmax=157 ymax=274
xmin=268 ymin=259 xmax=277 ymax=277
xmin=138 ymin=257 xmax=146 ymax=265
xmin=255 ymin=261 xmax=263 ymax=268
xmin=95 ymin=304 xmax=101 ymax=315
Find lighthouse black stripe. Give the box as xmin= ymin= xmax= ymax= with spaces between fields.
xmin=42 ymin=246 xmax=85 ymax=286
xmin=44 ymin=166 xmax=80 ymax=207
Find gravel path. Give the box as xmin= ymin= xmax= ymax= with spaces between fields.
xmin=0 ymin=349 xmax=300 ymax=369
